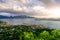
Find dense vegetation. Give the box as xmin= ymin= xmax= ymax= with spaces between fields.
xmin=0 ymin=21 xmax=60 ymax=40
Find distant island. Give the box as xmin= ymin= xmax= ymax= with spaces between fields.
xmin=35 ymin=18 xmax=60 ymax=21
xmin=1 ymin=15 xmax=60 ymax=21
xmin=0 ymin=15 xmax=34 ymax=19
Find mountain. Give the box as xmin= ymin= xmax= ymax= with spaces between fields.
xmin=0 ymin=15 xmax=34 ymax=19
xmin=35 ymin=18 xmax=60 ymax=21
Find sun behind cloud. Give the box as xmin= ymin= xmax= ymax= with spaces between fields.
xmin=48 ymin=7 xmax=60 ymax=18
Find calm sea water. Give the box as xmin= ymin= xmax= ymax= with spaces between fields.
xmin=0 ymin=18 xmax=60 ymax=29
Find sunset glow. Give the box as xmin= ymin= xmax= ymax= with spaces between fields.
xmin=48 ymin=8 xmax=60 ymax=18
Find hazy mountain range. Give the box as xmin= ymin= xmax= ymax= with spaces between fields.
xmin=0 ymin=15 xmax=60 ymax=21
xmin=0 ymin=15 xmax=34 ymax=19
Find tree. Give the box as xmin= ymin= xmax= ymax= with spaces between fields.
xmin=0 ymin=34 xmax=4 ymax=40
xmin=39 ymin=31 xmax=51 ymax=40
xmin=51 ymin=30 xmax=60 ymax=40
xmin=23 ymin=32 xmax=34 ymax=40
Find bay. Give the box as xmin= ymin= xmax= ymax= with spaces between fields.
xmin=0 ymin=18 xmax=60 ymax=29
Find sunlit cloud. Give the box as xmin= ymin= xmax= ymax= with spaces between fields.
xmin=0 ymin=0 xmax=60 ymax=18
xmin=0 ymin=12 xmax=15 ymax=16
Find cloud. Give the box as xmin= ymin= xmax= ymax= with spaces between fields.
xmin=0 ymin=0 xmax=44 ymax=13
xmin=0 ymin=12 xmax=16 ymax=16
xmin=0 ymin=0 xmax=60 ymax=18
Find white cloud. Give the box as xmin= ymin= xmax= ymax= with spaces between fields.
xmin=0 ymin=12 xmax=15 ymax=16
xmin=0 ymin=0 xmax=60 ymax=18
xmin=0 ymin=0 xmax=44 ymax=12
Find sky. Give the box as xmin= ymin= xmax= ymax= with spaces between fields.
xmin=0 ymin=0 xmax=60 ymax=18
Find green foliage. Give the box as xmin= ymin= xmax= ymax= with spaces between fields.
xmin=0 ymin=34 xmax=4 ymax=39
xmin=39 ymin=31 xmax=51 ymax=40
xmin=51 ymin=30 xmax=60 ymax=40
xmin=23 ymin=32 xmax=34 ymax=40
xmin=0 ymin=23 xmax=60 ymax=40
xmin=6 ymin=30 xmax=13 ymax=35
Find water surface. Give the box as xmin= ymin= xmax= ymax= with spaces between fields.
xmin=0 ymin=18 xmax=60 ymax=29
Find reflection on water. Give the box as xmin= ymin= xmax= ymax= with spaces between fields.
xmin=0 ymin=18 xmax=60 ymax=29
